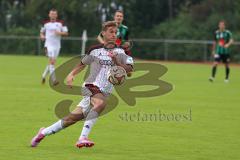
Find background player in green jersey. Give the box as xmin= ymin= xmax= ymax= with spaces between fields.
xmin=97 ymin=10 xmax=131 ymax=55
xmin=209 ymin=20 xmax=234 ymax=83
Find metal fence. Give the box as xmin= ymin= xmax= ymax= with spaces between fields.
xmin=1 ymin=35 xmax=240 ymax=62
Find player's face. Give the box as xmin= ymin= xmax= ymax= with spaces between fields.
xmin=114 ymin=12 xmax=124 ymax=25
xmin=219 ymin=22 xmax=225 ymax=30
xmin=49 ymin=11 xmax=58 ymax=21
xmin=102 ymin=26 xmax=117 ymax=43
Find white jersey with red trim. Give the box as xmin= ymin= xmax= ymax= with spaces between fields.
xmin=81 ymin=44 xmax=134 ymax=94
xmin=40 ymin=20 xmax=68 ymax=49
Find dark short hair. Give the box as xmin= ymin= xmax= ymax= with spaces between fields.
xmin=115 ymin=10 xmax=124 ymax=15
xmin=102 ymin=21 xmax=117 ymax=31
xmin=49 ymin=8 xmax=58 ymax=12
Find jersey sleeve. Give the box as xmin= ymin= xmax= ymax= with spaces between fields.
xmin=40 ymin=24 xmax=46 ymax=33
xmin=123 ymin=54 xmax=134 ymax=65
xmin=81 ymin=44 xmax=103 ymax=65
xmin=116 ymin=49 xmax=134 ymax=65
xmin=61 ymin=25 xmax=68 ymax=32
xmin=81 ymin=54 xmax=94 ymax=65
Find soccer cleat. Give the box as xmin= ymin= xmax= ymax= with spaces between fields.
xmin=41 ymin=78 xmax=46 ymax=84
xmin=224 ymin=79 xmax=229 ymax=83
xmin=75 ymin=138 xmax=94 ymax=148
xmin=209 ymin=77 xmax=214 ymax=82
xmin=31 ymin=127 xmax=45 ymax=147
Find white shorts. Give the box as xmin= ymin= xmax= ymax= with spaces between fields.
xmin=47 ymin=47 xmax=60 ymax=58
xmin=76 ymin=85 xmax=110 ymax=116
xmin=77 ymin=96 xmax=92 ymax=115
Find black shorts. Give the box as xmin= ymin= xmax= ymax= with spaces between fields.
xmin=214 ymin=54 xmax=230 ymax=63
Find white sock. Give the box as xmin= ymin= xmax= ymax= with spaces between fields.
xmin=79 ymin=110 xmax=99 ymax=139
xmin=49 ymin=64 xmax=56 ymax=82
xmin=41 ymin=120 xmax=64 ymax=136
xmin=42 ymin=65 xmax=49 ymax=78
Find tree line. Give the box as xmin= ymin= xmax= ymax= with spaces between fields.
xmin=1 ymin=0 xmax=239 ymax=61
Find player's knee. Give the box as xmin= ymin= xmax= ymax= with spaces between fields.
xmin=50 ymin=61 xmax=55 ymax=65
xmin=62 ymin=118 xmax=74 ymax=127
xmin=49 ymin=58 xmax=56 ymax=65
xmin=93 ymin=101 xmax=106 ymax=112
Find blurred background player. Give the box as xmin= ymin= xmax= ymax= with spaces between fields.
xmin=40 ymin=9 xmax=69 ymax=85
xmin=31 ymin=21 xmax=134 ymax=148
xmin=97 ymin=10 xmax=131 ymax=55
xmin=209 ymin=20 xmax=233 ymax=83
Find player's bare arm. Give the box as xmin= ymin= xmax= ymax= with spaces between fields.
xmin=40 ymin=32 xmax=45 ymax=41
xmin=115 ymin=61 xmax=133 ymax=73
xmin=55 ymin=30 xmax=69 ymax=36
xmin=212 ymin=40 xmax=216 ymax=56
xmin=66 ymin=63 xmax=86 ymax=87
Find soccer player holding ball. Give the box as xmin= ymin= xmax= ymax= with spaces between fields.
xmin=31 ymin=21 xmax=133 ymax=148
xmin=209 ymin=20 xmax=233 ymax=83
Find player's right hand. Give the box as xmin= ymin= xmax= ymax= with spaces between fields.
xmin=66 ymin=75 xmax=74 ymax=88
xmin=40 ymin=35 xmax=45 ymax=41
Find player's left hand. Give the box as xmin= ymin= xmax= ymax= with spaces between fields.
xmin=40 ymin=35 xmax=45 ymax=41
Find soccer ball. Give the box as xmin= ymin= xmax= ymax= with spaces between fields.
xmin=107 ymin=66 xmax=127 ymax=85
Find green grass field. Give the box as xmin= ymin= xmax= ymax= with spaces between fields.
xmin=0 ymin=55 xmax=239 ymax=160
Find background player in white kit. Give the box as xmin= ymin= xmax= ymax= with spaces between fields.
xmin=31 ymin=21 xmax=133 ymax=148
xmin=40 ymin=9 xmax=68 ymax=85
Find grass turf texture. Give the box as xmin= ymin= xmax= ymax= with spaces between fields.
xmin=0 ymin=55 xmax=239 ymax=160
